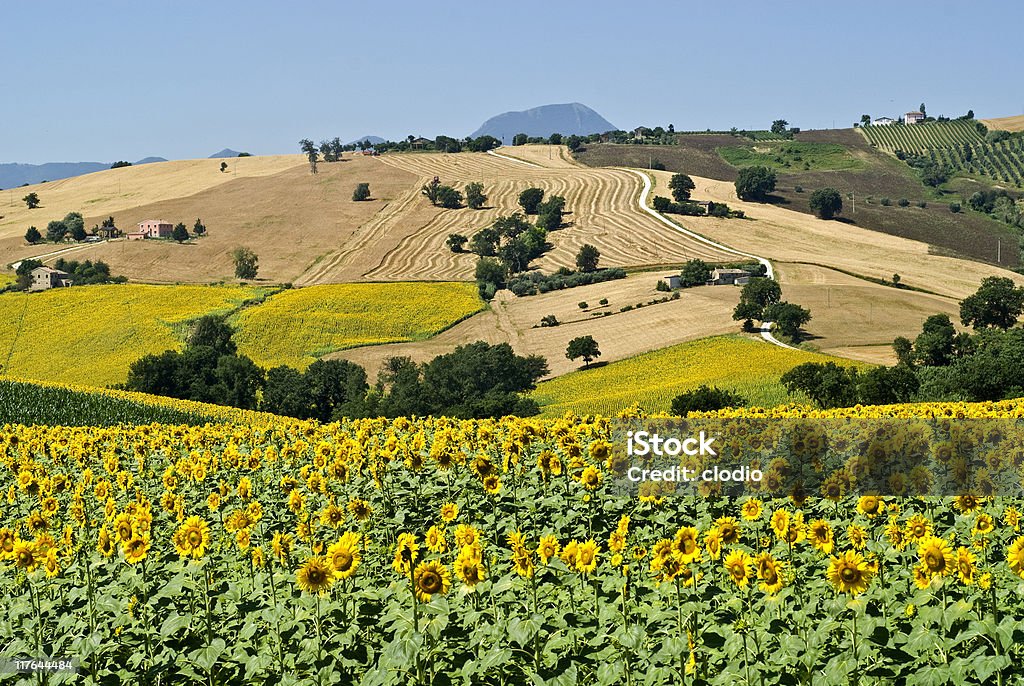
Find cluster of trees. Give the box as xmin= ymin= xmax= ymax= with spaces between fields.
xmin=785 ymin=277 xmax=1024 ymax=408
xmin=733 ymin=278 xmax=811 ymax=339
xmin=769 ymin=119 xmax=799 ymax=138
xmin=670 ymin=385 xmax=746 ymax=415
xmin=125 ymin=317 xmax=550 ymax=419
xmin=347 ymin=135 xmax=503 ymax=155
xmin=422 ymin=177 xmax=464 ymax=209
xmin=517 ymin=187 xmax=567 ymax=230
xmin=966 ymin=189 xmax=1024 ymax=229
xmin=899 ymin=154 xmax=952 ymax=187
xmin=12 ymin=258 xmax=125 ymax=290
xmin=507 ymin=265 xmax=624 ymax=296
xmin=298 ymin=138 xmax=347 ymax=172
xmin=809 ymin=188 xmax=843 ymax=219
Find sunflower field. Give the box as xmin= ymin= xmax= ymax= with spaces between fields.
xmin=2 ymin=408 xmax=1024 ymax=685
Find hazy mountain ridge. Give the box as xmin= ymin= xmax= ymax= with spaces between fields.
xmin=470 ymin=103 xmax=618 ymax=142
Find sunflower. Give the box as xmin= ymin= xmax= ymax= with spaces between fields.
xmin=235 ymin=529 xmax=251 ymax=551
xmin=512 ymin=548 xmax=535 ymax=578
xmin=672 ymin=527 xmax=701 ymax=564
xmin=905 ymin=514 xmax=932 ymax=542
xmin=560 ymin=539 xmax=580 ymax=568
xmin=918 ymin=536 xmax=954 ymax=577
xmin=440 ymin=502 xmax=459 ymax=523
xmin=173 ymin=515 xmax=211 ymax=560
xmin=537 ymin=534 xmax=560 ymax=563
xmin=43 ymin=549 xmax=60 ymax=578
xmin=319 ymin=503 xmax=346 ymax=529
xmin=912 ymin=563 xmax=932 ymax=590
xmin=740 ymin=499 xmax=763 ymax=521
xmin=1007 ymin=536 xmax=1024 ymax=579
xmin=413 ymin=560 xmax=451 ymax=602
xmin=715 ymin=517 xmax=740 ymax=545
xmin=347 ymin=498 xmax=373 ymax=521
xmin=13 ymin=538 xmax=39 ymax=572
xmin=41 ymin=497 xmax=58 ymax=517
xmin=296 ymin=556 xmax=335 ymax=595
xmin=97 ymin=526 xmax=114 ymax=558
xmin=251 ymin=546 xmax=266 ymax=568
xmin=0 ymin=528 xmax=14 ymax=560
xmin=575 ymin=539 xmax=600 ymax=575
xmin=723 ymin=549 xmax=753 ymax=588
xmin=425 ymin=525 xmax=448 ymax=553
xmin=1005 ymin=507 xmax=1021 ymax=531
xmin=580 ymin=466 xmax=602 ymax=491
xmin=392 ymin=533 xmax=419 ymax=575
xmin=954 ymin=494 xmax=984 ymax=514
xmin=272 ymin=532 xmax=293 ymax=562
xmin=884 ymin=519 xmax=908 ymax=551
xmin=453 ymin=524 xmax=480 ymax=548
xmin=755 ymin=552 xmax=785 ymax=594
xmin=807 ymin=519 xmax=834 ymax=554
xmin=482 ymin=475 xmax=502 ymax=495
xmin=955 ymin=547 xmax=977 ymax=585
xmin=770 ymin=509 xmax=790 ymax=539
xmin=455 ymin=545 xmax=486 ymax=588
xmin=856 ymin=495 xmax=885 ymax=518
xmin=122 ymin=536 xmax=150 ymax=565
xmin=847 ymin=524 xmax=867 ymax=551
xmin=327 ymin=532 xmax=361 ymax=580
xmin=704 ymin=528 xmax=722 ymax=560
xmin=826 ymin=550 xmax=874 ymax=595
xmin=972 ymin=513 xmax=994 ymax=537
xmin=287 ymin=489 xmax=305 ymax=514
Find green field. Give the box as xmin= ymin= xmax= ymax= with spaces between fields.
xmin=718 ymin=141 xmax=863 ymax=171
xmin=859 ymin=119 xmax=983 ymax=154
xmin=531 ymin=335 xmax=866 ymax=417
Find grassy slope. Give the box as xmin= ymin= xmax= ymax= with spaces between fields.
xmin=232 ymin=282 xmax=484 ymax=370
xmin=718 ymin=141 xmax=863 ymax=171
xmin=0 ymin=284 xmax=262 ymax=386
xmin=576 ymin=130 xmax=1019 ymax=267
xmin=531 ymin=335 xmax=865 ymax=417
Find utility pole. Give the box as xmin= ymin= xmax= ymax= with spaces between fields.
xmin=998 ymin=239 xmax=1001 ymax=263
xmin=852 ymin=191 xmax=855 ymax=214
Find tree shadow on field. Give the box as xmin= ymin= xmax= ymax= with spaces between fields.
xmin=576 ymin=361 xmax=609 ymax=371
xmin=764 ymin=194 xmax=791 ymax=205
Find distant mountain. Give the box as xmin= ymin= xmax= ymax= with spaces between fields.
xmin=208 ymin=148 xmax=246 ymax=158
xmin=0 ymin=162 xmax=110 ymax=189
xmin=135 ymin=156 xmax=167 ymax=165
xmin=347 ymin=135 xmax=385 ymax=146
xmin=470 ymin=103 xmax=618 ymax=142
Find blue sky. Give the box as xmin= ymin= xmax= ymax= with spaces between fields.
xmin=2 ymin=0 xmax=1021 ymax=163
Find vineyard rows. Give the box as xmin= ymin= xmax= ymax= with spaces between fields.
xmin=861 ymin=121 xmax=1024 ymax=187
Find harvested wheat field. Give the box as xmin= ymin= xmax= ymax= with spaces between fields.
xmin=647 ymin=170 xmax=1024 ymax=300
xmin=329 ymin=272 xmax=740 ymax=380
xmin=773 ymin=262 xmax=963 ymax=364
xmin=3 ymin=156 xmax=419 ymax=284
xmin=296 ymin=151 xmax=738 ymax=283
xmin=981 ymin=114 xmax=1024 ymax=132
xmin=488 ymin=144 xmax=582 ymax=168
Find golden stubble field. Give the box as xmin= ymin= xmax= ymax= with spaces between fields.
xmin=330 ymin=271 xmax=741 ymax=381
xmin=981 ymin=114 xmax=1024 ymax=132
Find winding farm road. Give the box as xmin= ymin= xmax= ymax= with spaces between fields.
xmin=624 ymin=169 xmax=796 ymax=351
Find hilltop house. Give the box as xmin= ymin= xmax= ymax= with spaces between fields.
xmin=904 ymin=111 xmax=925 ymax=125
xmin=872 ymin=117 xmax=895 ymax=126
xmin=29 ymin=266 xmax=72 ymax=291
xmin=129 ymin=219 xmax=173 ymax=240
xmin=97 ymin=224 xmax=120 ymax=239
xmin=410 ymin=137 xmax=432 ymax=149
xmin=707 ymin=268 xmax=751 ymax=286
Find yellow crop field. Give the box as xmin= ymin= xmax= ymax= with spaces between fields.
xmin=532 ymin=335 xmax=865 ymax=417
xmin=232 ymin=282 xmax=484 ymax=369
xmin=0 ymin=284 xmax=260 ymax=386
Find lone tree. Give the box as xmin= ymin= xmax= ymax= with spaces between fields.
xmin=445 ymin=234 xmax=467 ymax=252
xmin=734 ymin=166 xmax=777 ymax=201
xmin=762 ymin=301 xmax=812 ymax=339
xmin=220 ymin=161 xmax=228 ymax=173
xmin=46 ymin=220 xmax=68 ymax=242
xmin=771 ymin=119 xmax=789 ymax=135
xmin=679 ymin=259 xmax=711 ymax=287
xmin=172 ymin=223 xmax=189 ymax=242
xmin=435 ymin=185 xmax=463 ymax=209
xmin=960 ymin=276 xmax=1024 ymax=330
xmin=231 ymin=247 xmax=259 ymax=280
xmin=566 ymin=335 xmax=601 ymax=369
xmin=576 ymin=243 xmax=600 ymax=273
xmin=809 ymin=187 xmax=843 ymax=219
xmin=352 ymin=183 xmax=371 ymax=201
xmin=422 ymin=176 xmax=441 ymax=205
xmin=23 ymin=192 xmax=39 ymax=209
xmin=733 ymin=278 xmax=782 ymax=323
xmin=518 ymin=188 xmax=545 ymax=215
xmin=669 ymin=173 xmax=696 ymax=202
xmin=193 ymin=218 xmax=206 ymax=236
xmin=465 ymin=182 xmax=487 ymax=209
xmin=24 ymin=226 xmax=41 ymax=244
xmin=299 ymin=139 xmax=319 ymax=174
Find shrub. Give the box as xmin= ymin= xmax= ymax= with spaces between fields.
xmin=794 ymin=185 xmax=803 ymax=193
xmin=898 ymin=198 xmax=910 ymax=207
xmin=880 ymin=197 xmax=891 ymax=206
xmin=539 ymin=314 xmax=559 ymax=327
xmin=352 ymin=183 xmax=371 ymax=201
xmin=917 ymin=200 xmax=927 ymax=209
xmin=949 ymin=202 xmax=962 ymax=213
xmin=599 ymin=298 xmax=609 ymax=306
xmin=578 ymin=302 xmax=588 ymax=310
xmin=656 ymin=280 xmax=671 ymax=292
